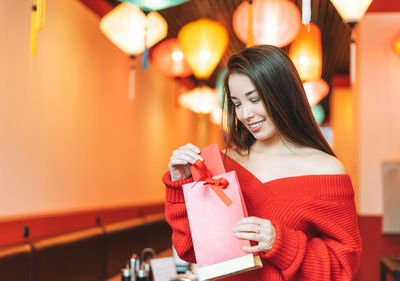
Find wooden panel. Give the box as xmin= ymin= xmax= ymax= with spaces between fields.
xmin=0 ymin=202 xmax=164 ymax=247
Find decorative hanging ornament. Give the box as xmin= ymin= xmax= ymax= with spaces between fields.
xmin=303 ymin=78 xmax=329 ymax=107
xmin=312 ymin=103 xmax=325 ymax=125
xmin=151 ymin=38 xmax=192 ymax=78
xmin=329 ymin=0 xmax=373 ymax=25
xmin=119 ymin=0 xmax=190 ymax=11
xmin=289 ymin=22 xmax=322 ymax=82
xmin=30 ymin=0 xmax=45 ymax=55
xmin=178 ymin=86 xmax=219 ymax=114
xmin=178 ymin=18 xmax=228 ymax=79
xmin=233 ymin=0 xmax=301 ymax=47
xmin=393 ymin=32 xmax=400 ymax=55
xmin=246 ymin=0 xmax=253 ymax=47
xmin=100 ymin=2 xmax=167 ymax=55
xmin=210 ymin=106 xmax=228 ymax=131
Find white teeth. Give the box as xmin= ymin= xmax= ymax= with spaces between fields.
xmin=249 ymin=121 xmax=263 ymax=128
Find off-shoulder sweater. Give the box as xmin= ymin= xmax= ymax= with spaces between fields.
xmin=163 ymin=154 xmax=362 ymax=281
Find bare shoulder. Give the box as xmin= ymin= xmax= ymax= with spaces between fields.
xmin=307 ymin=151 xmax=347 ymax=175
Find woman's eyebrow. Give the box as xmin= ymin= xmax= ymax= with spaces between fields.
xmin=245 ymin=89 xmax=257 ymax=96
xmin=231 ymin=89 xmax=257 ymax=100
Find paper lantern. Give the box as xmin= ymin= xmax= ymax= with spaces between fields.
xmin=233 ymin=0 xmax=301 ymax=47
xmin=289 ymin=23 xmax=322 ymax=82
xmin=303 ymin=78 xmax=329 ymax=107
xmin=178 ymin=18 xmax=228 ymax=79
xmin=210 ymin=107 xmax=228 ymax=131
xmin=120 ymin=0 xmax=189 ymax=11
xmin=312 ymin=104 xmax=325 ymax=125
xmin=393 ymin=33 xmax=400 ymax=55
xmin=330 ymin=0 xmax=373 ymax=24
xmin=179 ymin=86 xmax=218 ymax=114
xmin=151 ymin=38 xmax=192 ymax=78
xmin=100 ymin=2 xmax=167 ymax=55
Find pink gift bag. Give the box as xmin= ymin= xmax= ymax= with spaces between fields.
xmin=182 ymin=143 xmax=262 ymax=281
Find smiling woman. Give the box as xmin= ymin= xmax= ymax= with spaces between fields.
xmin=163 ymin=45 xmax=362 ymax=280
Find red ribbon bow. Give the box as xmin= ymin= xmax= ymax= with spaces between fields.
xmin=192 ymin=160 xmax=232 ymax=207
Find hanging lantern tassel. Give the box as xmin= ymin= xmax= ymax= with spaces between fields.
xmin=246 ymin=0 xmax=253 ymax=48
xmin=36 ymin=0 xmax=45 ymax=30
xmin=129 ymin=56 xmax=136 ymax=100
xmin=142 ymin=13 xmax=149 ymax=69
xmin=302 ymin=0 xmax=311 ymax=25
xmin=142 ymin=45 xmax=148 ymax=69
xmin=30 ymin=4 xmax=38 ymax=55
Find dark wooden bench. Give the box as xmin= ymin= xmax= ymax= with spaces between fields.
xmin=0 ymin=212 xmax=171 ymax=281
xmin=0 ymin=243 xmax=33 ymax=281
xmin=104 ymin=213 xmax=172 ymax=277
xmin=31 ymin=227 xmax=107 ymax=281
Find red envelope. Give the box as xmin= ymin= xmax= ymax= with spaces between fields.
xmin=182 ymin=143 xmax=262 ymax=281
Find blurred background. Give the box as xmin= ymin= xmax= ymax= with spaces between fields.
xmin=1 ymin=1 xmax=400 ymax=280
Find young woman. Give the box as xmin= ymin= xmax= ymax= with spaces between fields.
xmin=163 ymin=45 xmax=362 ymax=280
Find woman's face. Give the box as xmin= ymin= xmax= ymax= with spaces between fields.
xmin=228 ymin=73 xmax=277 ymax=141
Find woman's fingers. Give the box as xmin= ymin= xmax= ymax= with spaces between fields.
xmin=185 ymin=143 xmax=200 ymax=153
xmin=233 ymin=217 xmax=276 ymax=253
xmin=172 ymin=150 xmax=202 ymax=165
xmin=233 ymin=231 xmax=263 ymax=242
xmin=168 ymin=143 xmax=203 ymax=181
xmin=232 ymin=223 xmax=260 ymax=233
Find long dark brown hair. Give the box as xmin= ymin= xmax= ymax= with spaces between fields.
xmin=222 ymin=45 xmax=335 ymax=156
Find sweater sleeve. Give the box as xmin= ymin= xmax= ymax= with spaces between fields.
xmin=260 ymin=197 xmax=362 ymax=280
xmin=163 ymin=171 xmax=197 ymax=263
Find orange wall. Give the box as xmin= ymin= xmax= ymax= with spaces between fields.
xmin=331 ymin=86 xmax=359 ymax=208
xmin=355 ymin=13 xmax=400 ymax=215
xmin=0 ymin=0 xmax=222 ymax=218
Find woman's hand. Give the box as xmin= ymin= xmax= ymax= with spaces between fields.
xmin=168 ymin=143 xmax=202 ymax=182
xmin=232 ymin=216 xmax=276 ymax=253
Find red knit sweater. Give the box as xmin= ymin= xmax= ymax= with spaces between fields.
xmin=163 ymin=154 xmax=362 ymax=281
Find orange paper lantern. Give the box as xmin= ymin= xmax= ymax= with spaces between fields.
xmin=289 ymin=23 xmax=322 ymax=82
xmin=233 ymin=0 xmax=301 ymax=47
xmin=393 ymin=32 xmax=400 ymax=55
xmin=151 ymin=38 xmax=193 ymax=78
xmin=178 ymin=18 xmax=228 ymax=79
xmin=303 ymin=78 xmax=329 ymax=107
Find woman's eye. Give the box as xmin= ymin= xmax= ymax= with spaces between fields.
xmin=233 ymin=103 xmax=241 ymax=108
xmin=250 ymin=98 xmax=260 ymax=103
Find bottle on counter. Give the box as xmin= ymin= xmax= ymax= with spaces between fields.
xmin=136 ymin=268 xmax=149 ymax=281
xmin=121 ymin=262 xmax=131 ymax=281
xmin=130 ymin=253 xmax=138 ymax=281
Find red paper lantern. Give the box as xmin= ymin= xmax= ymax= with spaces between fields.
xmin=233 ymin=0 xmax=301 ymax=47
xmin=151 ymin=38 xmax=193 ymax=78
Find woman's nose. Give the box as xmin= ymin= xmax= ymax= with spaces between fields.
xmin=242 ymin=104 xmax=255 ymax=121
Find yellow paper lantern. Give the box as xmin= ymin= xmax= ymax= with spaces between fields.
xmin=330 ymin=0 xmax=373 ymax=24
xmin=99 ymin=2 xmax=167 ymax=55
xmin=394 ymin=33 xmax=400 ymax=55
xmin=179 ymin=86 xmax=219 ymax=114
xmin=289 ymin=23 xmax=322 ymax=82
xmin=178 ymin=18 xmax=228 ymax=79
